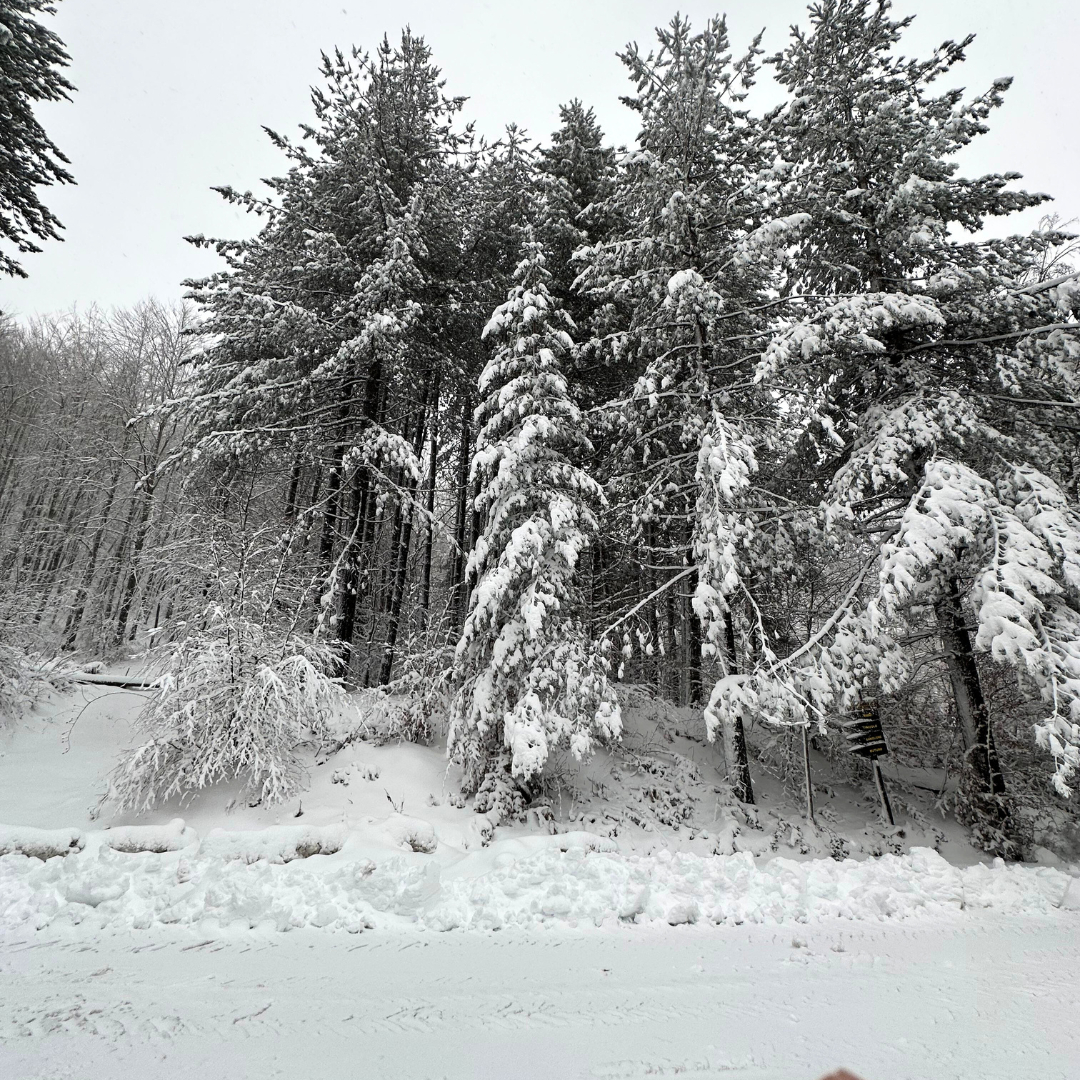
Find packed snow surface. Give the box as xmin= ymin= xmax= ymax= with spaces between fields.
xmin=1 ymin=916 xmax=1077 ymax=1079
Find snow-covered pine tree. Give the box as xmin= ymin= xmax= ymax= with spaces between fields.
xmin=179 ymin=33 xmax=467 ymax=680
xmin=317 ymin=204 xmax=426 ymax=667
xmin=538 ymin=100 xmax=615 ymax=340
xmin=754 ymin=0 xmax=1080 ymax=843
xmin=0 ymin=0 xmax=74 ymax=279
xmin=575 ymin=15 xmax=789 ymax=801
xmin=446 ymin=126 xmax=545 ymax=626
xmin=448 ymin=237 xmax=621 ymax=818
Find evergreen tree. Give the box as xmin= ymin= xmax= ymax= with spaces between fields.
xmin=181 ymin=33 xmax=468 ymax=680
xmin=0 ymin=0 xmax=74 ymax=279
xmin=538 ymin=100 xmax=615 ymax=328
xmin=755 ymin=0 xmax=1080 ymax=843
xmin=576 ymin=15 xmax=784 ymax=800
xmin=443 ymin=125 xmax=544 ymax=626
xmin=448 ymin=238 xmax=620 ymax=817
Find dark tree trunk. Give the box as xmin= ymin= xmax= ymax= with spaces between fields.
xmin=450 ymin=391 xmax=472 ymax=629
xmin=114 ymin=481 xmax=157 ymax=646
xmin=98 ymin=489 xmax=141 ymax=633
xmin=335 ymin=355 xmax=384 ymax=673
xmin=378 ymin=389 xmax=432 ymax=683
xmin=687 ymin=571 xmax=703 ymax=706
xmin=64 ymin=441 xmax=129 ymax=647
xmin=419 ymin=375 xmax=440 ymax=627
xmin=379 ymin=481 xmax=417 ymax=686
xmin=335 ymin=471 xmax=369 ymax=664
xmin=722 ymin=615 xmax=755 ymax=804
xmin=663 ymin=578 xmax=679 ymax=702
xmin=934 ymin=580 xmax=1006 ymax=796
xmin=284 ymin=455 xmax=303 ymax=522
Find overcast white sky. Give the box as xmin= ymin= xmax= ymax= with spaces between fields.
xmin=3 ymin=0 xmax=1078 ymax=319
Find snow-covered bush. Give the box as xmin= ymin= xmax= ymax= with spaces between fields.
xmin=109 ymin=611 xmax=343 ymax=811
xmin=0 ymin=642 xmax=64 ymax=722
xmin=0 ymin=643 xmax=32 ymax=721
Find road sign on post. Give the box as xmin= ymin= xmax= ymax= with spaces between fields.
xmin=842 ymin=702 xmax=895 ymax=826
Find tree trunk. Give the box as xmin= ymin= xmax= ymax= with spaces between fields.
xmin=97 ymin=489 xmax=141 ymax=637
xmin=378 ymin=392 xmax=432 ymax=683
xmin=335 ymin=355 xmax=384 ymax=672
xmin=686 ymin=570 xmax=703 ymax=705
xmin=64 ymin=439 xmax=129 ymax=648
xmin=335 ymin=470 xmax=369 ymax=663
xmin=318 ymin=438 xmax=348 ymax=567
xmin=450 ymin=391 xmax=472 ymax=629
xmin=419 ymin=374 xmax=440 ymax=627
xmin=113 ymin=481 xmax=157 ymax=646
xmin=663 ymin=577 xmax=679 ymax=702
xmin=934 ymin=580 xmax=1005 ymax=796
xmin=284 ymin=455 xmax=303 ymax=522
xmin=722 ymin=615 xmax=755 ymax=804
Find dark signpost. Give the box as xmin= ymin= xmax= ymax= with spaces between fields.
xmin=842 ymin=703 xmax=895 ymax=826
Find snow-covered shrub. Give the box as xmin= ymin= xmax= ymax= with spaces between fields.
xmin=0 ymin=642 xmax=31 ymax=721
xmin=109 ymin=611 xmax=343 ymax=811
xmin=0 ymin=642 xmax=65 ymax=722
xmin=471 ymin=751 xmax=530 ymax=821
xmin=337 ymin=682 xmax=445 ymax=747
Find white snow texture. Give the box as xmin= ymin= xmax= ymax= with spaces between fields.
xmin=1 ymin=821 xmax=1075 ymax=935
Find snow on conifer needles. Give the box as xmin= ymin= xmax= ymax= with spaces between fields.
xmin=881 ymin=460 xmax=1080 ymax=795
xmin=448 ymin=242 xmax=620 ymax=813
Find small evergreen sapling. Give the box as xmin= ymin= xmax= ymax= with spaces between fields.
xmin=448 ymin=239 xmax=620 ymax=816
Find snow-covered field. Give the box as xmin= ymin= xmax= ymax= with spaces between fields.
xmin=2 ymin=681 xmax=1078 ymax=1078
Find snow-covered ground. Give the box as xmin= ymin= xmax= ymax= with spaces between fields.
xmin=1 ymin=915 xmax=1076 ymax=1079
xmin=1 ymin=680 xmax=1078 ymax=1077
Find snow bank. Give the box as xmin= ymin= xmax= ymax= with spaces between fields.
xmin=199 ymin=824 xmax=348 ymax=864
xmin=424 ymin=844 xmax=1078 ymax=931
xmin=1 ymin=819 xmax=1075 ymax=935
xmin=103 ymin=817 xmax=196 ymax=853
xmin=0 ymin=825 xmax=84 ymax=860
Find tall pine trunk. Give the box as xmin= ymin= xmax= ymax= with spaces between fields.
xmin=722 ymin=615 xmax=754 ymax=804
xmin=419 ymin=375 xmax=440 ymax=628
xmin=335 ymin=355 xmax=384 ymax=675
xmin=934 ymin=580 xmax=1006 ymax=796
xmin=378 ymin=388 xmax=432 ymax=683
xmin=449 ymin=391 xmax=472 ymax=631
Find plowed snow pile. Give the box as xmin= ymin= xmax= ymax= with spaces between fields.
xmin=2 ymin=822 xmax=1076 ymax=934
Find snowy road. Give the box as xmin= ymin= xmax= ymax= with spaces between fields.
xmin=1 ymin=914 xmax=1075 ymax=1080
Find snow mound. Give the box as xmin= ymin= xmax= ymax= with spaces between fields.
xmin=380 ymin=813 xmax=438 ymax=853
xmin=103 ymin=817 xmax=196 ymax=853
xmin=423 ymin=844 xmax=1076 ymax=930
xmin=0 ymin=819 xmax=1074 ymax=935
xmin=0 ymin=825 xmax=84 ymax=860
xmin=200 ymin=824 xmax=348 ymax=864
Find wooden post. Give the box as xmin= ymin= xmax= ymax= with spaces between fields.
xmin=845 ymin=701 xmax=896 ymax=828
xmin=872 ymin=760 xmax=895 ymax=826
xmin=802 ymin=725 xmax=816 ymax=825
